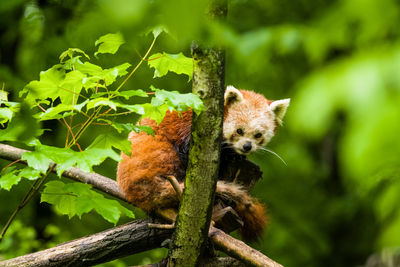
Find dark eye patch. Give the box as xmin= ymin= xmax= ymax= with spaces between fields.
xmin=236 ymin=128 xmax=244 ymax=135
xmin=254 ymin=133 xmax=262 ymax=138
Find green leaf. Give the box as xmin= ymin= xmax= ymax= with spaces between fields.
xmin=87 ymin=98 xmax=144 ymax=114
xmin=41 ymin=181 xmax=134 ymax=224
xmin=91 ymin=89 xmax=148 ymax=100
xmin=41 ymin=181 xmax=90 ymax=219
xmin=95 ymin=32 xmax=125 ymax=56
xmin=74 ymin=61 xmax=103 ymax=76
xmin=97 ymin=119 xmax=154 ymax=135
xmin=141 ymin=103 xmax=169 ymax=124
xmin=106 ymin=62 xmax=131 ymax=78
xmin=38 ymin=100 xmax=88 ymax=121
xmin=48 ymin=148 xmax=113 ymax=176
xmin=150 ymin=25 xmax=169 ymax=39
xmin=74 ymin=61 xmax=131 ymax=86
xmin=0 ymin=104 xmax=41 ymax=143
xmin=118 ymin=89 xmax=148 ymax=99
xmin=138 ymin=87 xmax=204 ymax=124
xmin=21 ymin=144 xmax=120 ymax=177
xmin=87 ymin=132 xmax=131 ymax=155
xmin=19 ymin=167 xmax=43 ymax=180
xmin=152 ymin=86 xmax=204 ymax=114
xmin=148 ymin=52 xmax=193 ymax=80
xmin=21 ymin=150 xmax=52 ymax=174
xmin=73 ymin=148 xmax=121 ymax=172
xmin=0 ymin=167 xmax=42 ymax=191
xmin=87 ymin=98 xmax=118 ymax=110
xmin=0 ymin=101 xmax=20 ymax=108
xmin=59 ymin=70 xmax=86 ymax=104
xmin=129 ymin=125 xmax=154 ymax=135
xmin=20 ymin=65 xmax=66 ymax=105
xmin=59 ymin=48 xmax=90 ymax=62
xmin=0 ymin=108 xmax=13 ymax=124
xmin=101 ymin=63 xmax=132 ymax=85
xmin=62 ymin=56 xmax=84 ymax=71
xmin=0 ymin=167 xmax=20 ymax=191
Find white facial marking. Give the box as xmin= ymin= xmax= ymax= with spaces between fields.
xmin=223 ymin=110 xmax=276 ymax=155
xmin=223 ymin=87 xmax=289 ymax=155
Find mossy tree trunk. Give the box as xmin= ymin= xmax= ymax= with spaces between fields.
xmin=168 ymin=1 xmax=227 ymax=266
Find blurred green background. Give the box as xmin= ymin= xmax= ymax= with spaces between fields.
xmin=1 ymin=0 xmax=400 ymax=266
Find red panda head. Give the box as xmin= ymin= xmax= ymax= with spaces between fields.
xmin=223 ymin=85 xmax=290 ymax=155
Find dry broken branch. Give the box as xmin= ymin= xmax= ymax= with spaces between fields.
xmin=0 ymin=143 xmax=282 ymax=267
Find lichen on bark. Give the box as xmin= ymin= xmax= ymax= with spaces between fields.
xmin=168 ymin=2 xmax=227 ymax=265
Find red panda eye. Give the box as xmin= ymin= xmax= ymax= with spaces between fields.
xmin=236 ymin=128 xmax=244 ymax=135
xmin=254 ymin=133 xmax=262 ymax=138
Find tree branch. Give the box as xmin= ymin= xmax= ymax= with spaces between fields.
xmin=0 ymin=143 xmax=125 ymax=201
xmin=0 ymin=219 xmax=173 ymax=267
xmin=168 ymin=1 xmax=227 ymax=265
xmin=209 ymin=226 xmax=283 ymax=267
xmin=134 ymin=257 xmax=247 ymax=267
xmin=0 ymin=143 xmax=282 ymax=267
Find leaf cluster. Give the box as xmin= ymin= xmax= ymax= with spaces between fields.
xmin=0 ymin=31 xmax=202 ymax=226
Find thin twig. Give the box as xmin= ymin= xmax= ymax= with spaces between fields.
xmin=167 ymin=175 xmax=183 ymax=201
xmin=0 ymin=165 xmax=55 ymax=242
xmin=97 ymin=107 xmax=113 ymax=118
xmin=115 ymin=37 xmax=157 ymax=93
xmin=147 ymin=223 xmax=175 ymax=230
xmin=67 ymin=107 xmax=101 ymax=147
xmin=0 ymin=159 xmax=21 ymax=174
xmin=62 ymin=117 xmax=78 ymax=147
xmin=98 ymin=110 xmax=136 ymax=117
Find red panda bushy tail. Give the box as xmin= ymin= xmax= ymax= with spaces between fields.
xmin=215 ymin=181 xmax=267 ymax=242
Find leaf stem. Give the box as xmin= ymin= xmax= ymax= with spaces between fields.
xmin=68 ymin=107 xmax=101 ymax=148
xmin=0 ymin=165 xmax=54 ymax=242
xmin=0 ymin=35 xmax=158 ymax=243
xmin=115 ymin=37 xmax=157 ymax=93
xmin=62 ymin=117 xmax=77 ymax=147
xmin=97 ymin=110 xmax=135 ymax=117
xmin=0 ymin=159 xmax=21 ymax=174
xmin=57 ymin=86 xmax=88 ymax=100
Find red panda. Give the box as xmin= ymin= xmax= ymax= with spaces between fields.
xmin=117 ymin=85 xmax=290 ymax=241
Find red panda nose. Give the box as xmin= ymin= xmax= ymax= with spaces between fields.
xmin=243 ymin=142 xmax=252 ymax=152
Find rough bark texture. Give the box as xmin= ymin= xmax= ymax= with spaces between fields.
xmin=167 ymin=3 xmax=227 ymax=266
xmin=0 ymin=219 xmax=172 ymax=267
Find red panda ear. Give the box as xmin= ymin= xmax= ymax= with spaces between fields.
xmin=270 ymin=98 xmax=290 ymax=126
xmin=225 ymin=85 xmax=243 ymax=106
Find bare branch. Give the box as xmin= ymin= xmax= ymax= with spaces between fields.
xmin=166 ymin=175 xmax=182 ymax=201
xmin=209 ymin=226 xmax=284 ymax=267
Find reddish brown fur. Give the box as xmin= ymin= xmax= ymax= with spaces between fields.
xmin=238 ymin=199 xmax=267 ymax=242
xmin=117 ymin=105 xmax=268 ymax=242
xmin=216 ymin=181 xmax=267 ymax=242
xmin=141 ymin=110 xmax=192 ymax=147
xmin=117 ymin=133 xmax=181 ymax=212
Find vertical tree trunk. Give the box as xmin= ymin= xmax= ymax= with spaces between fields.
xmin=168 ymin=1 xmax=227 ymax=266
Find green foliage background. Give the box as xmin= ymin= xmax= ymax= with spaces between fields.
xmin=1 ymin=0 xmax=400 ymax=266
